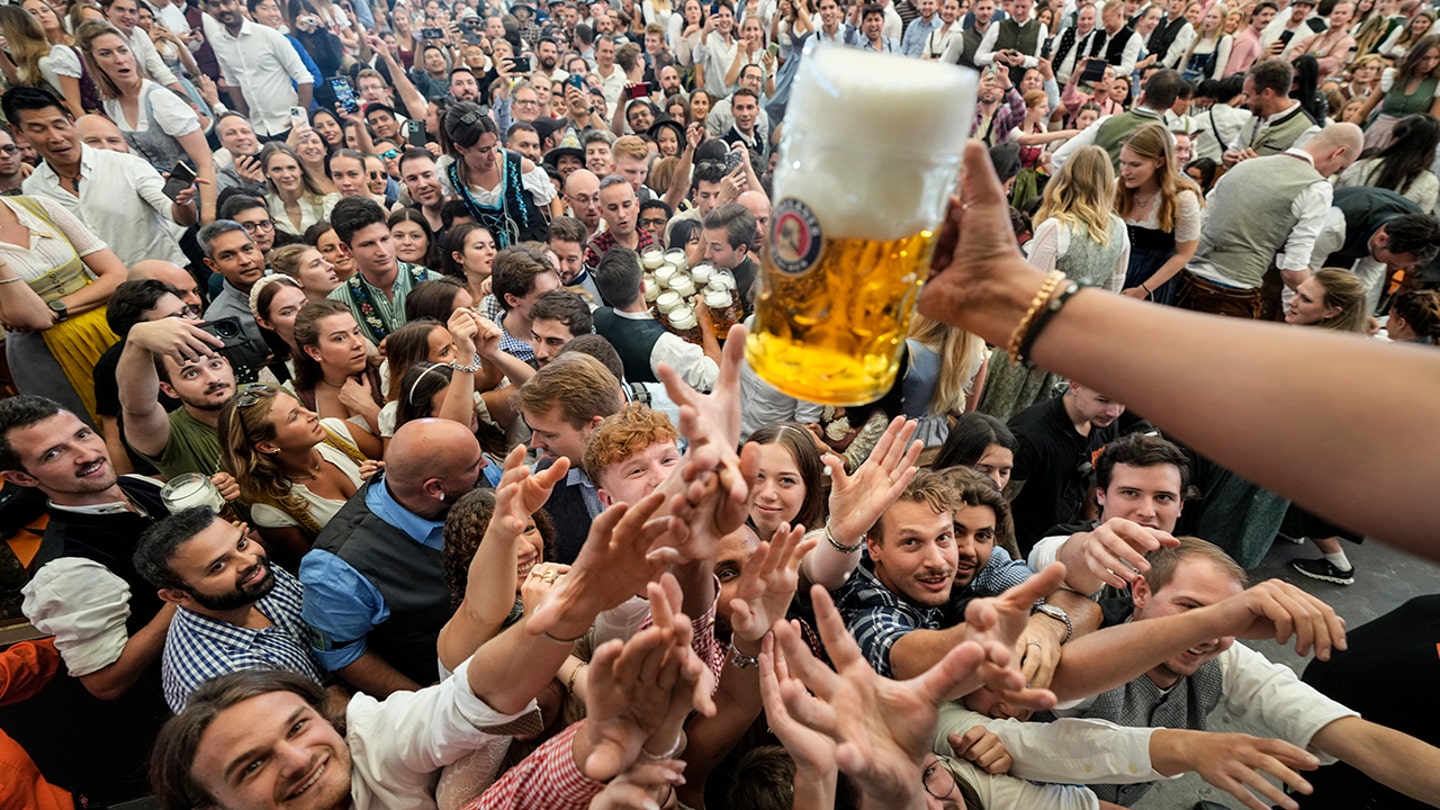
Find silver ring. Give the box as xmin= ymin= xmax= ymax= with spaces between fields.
xmin=1026 ymin=641 xmax=1043 ymax=649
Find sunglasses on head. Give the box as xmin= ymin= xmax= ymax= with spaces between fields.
xmin=236 ymin=383 xmax=276 ymax=409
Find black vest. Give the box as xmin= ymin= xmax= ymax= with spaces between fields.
xmin=592 ymin=307 xmax=667 ymax=383
xmin=540 ymin=457 xmax=596 ymax=565
xmin=312 ymin=479 xmax=452 ymax=686
xmin=17 ymin=476 xmax=171 ymax=803
xmin=1148 ymin=15 xmax=1188 ymax=62
xmin=1089 ymin=24 xmax=1137 ymax=65
xmin=1046 ymin=25 xmax=1081 ymax=70
xmin=1326 ymin=187 xmax=1422 ymax=268
xmin=954 ymin=25 xmax=986 ymax=68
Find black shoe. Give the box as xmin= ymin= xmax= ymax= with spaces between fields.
xmin=1291 ymin=557 xmax=1356 ymax=585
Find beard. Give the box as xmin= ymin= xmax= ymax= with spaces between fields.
xmin=188 ymin=559 xmax=277 ymax=611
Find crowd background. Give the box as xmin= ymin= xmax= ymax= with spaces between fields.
xmin=0 ymin=0 xmax=1439 ymax=805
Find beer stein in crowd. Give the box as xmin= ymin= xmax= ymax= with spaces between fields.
xmin=664 ymin=249 xmax=689 ymax=271
xmin=655 ymin=290 xmax=684 ymax=316
xmin=161 ymin=472 xmax=227 ymax=513
xmin=644 ymin=274 xmax=661 ymax=304
xmin=690 ymin=262 xmax=713 ymax=287
xmin=669 ymin=274 xmax=697 ymax=298
xmin=641 ymin=249 xmax=666 ymax=270
xmin=704 ymin=287 xmax=739 ymax=334
xmin=668 ymin=305 xmax=703 ymax=344
xmin=746 ymin=45 xmax=977 ymax=405
xmin=655 ymin=262 xmax=679 ymax=289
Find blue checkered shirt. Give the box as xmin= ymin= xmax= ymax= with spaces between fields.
xmin=161 ymin=566 xmax=324 ymax=712
xmin=479 ymin=294 xmax=538 ymax=364
xmin=833 ymin=564 xmax=945 ymax=678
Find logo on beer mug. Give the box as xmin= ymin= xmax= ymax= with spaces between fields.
xmin=771 ymin=198 xmax=823 ymax=275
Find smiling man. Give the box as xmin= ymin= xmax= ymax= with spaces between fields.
xmin=133 ymin=507 xmax=323 ymax=713
xmin=2 ymin=396 xmax=179 ymax=798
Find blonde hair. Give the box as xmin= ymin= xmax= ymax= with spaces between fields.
xmin=0 ymin=5 xmax=57 ymax=90
xmin=1116 ymin=123 xmax=1204 ymax=233
xmin=908 ymin=313 xmax=984 ymax=417
xmin=612 ymin=134 xmax=650 ymax=161
xmin=1183 ymin=3 xmax=1227 ymax=68
xmin=1310 ymin=267 xmax=1371 ymax=333
xmin=1035 ymin=146 xmax=1117 ymax=248
xmin=218 ymin=386 xmax=312 ymax=521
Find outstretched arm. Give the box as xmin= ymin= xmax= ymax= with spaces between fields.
xmin=919 ymin=139 xmax=1440 ymax=562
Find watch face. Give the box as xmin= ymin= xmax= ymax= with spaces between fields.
xmin=49 ymin=301 xmax=66 ymax=312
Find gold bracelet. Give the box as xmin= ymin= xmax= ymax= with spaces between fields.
xmin=565 ymin=661 xmax=586 ymax=693
xmin=1007 ymin=270 xmax=1066 ymax=367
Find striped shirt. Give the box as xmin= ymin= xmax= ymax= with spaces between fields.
xmin=161 ymin=566 xmax=324 ymax=712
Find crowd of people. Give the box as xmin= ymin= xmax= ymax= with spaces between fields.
xmin=1 ymin=0 xmax=1440 ymax=806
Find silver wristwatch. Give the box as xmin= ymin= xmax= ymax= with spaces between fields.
xmin=1031 ymin=601 xmax=1074 ymax=644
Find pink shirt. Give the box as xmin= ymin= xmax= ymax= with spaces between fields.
xmin=1225 ymin=26 xmax=1264 ymax=76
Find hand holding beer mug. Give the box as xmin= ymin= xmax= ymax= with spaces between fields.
xmin=746 ymin=46 xmax=977 ymax=405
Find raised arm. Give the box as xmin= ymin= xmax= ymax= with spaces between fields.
xmin=117 ymin=320 xmax=223 ymax=457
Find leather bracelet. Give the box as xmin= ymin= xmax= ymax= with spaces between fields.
xmin=824 ymin=523 xmax=864 ymax=553
xmin=541 ymin=628 xmax=587 ymax=645
xmin=1007 ymin=270 xmax=1065 ymax=366
xmin=1017 ymin=279 xmax=1082 ymax=367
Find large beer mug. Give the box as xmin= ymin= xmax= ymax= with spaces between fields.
xmin=160 ymin=472 xmax=227 ymax=513
xmin=746 ymin=46 xmax=977 ymax=405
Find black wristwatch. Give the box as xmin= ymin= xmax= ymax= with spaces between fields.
xmin=48 ymin=300 xmax=68 ymax=322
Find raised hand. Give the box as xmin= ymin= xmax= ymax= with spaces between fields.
xmin=528 ymin=491 xmax=679 ymax=639
xmin=771 ymin=585 xmax=998 ymax=809
xmin=586 ymin=759 xmax=687 ymax=810
xmin=824 ymin=415 xmax=922 ymax=546
xmin=1208 ymin=579 xmax=1347 ymax=660
xmin=581 ymin=576 xmax=717 ymax=780
xmin=1152 ymin=728 xmax=1319 ymax=810
xmin=1058 ymin=517 xmax=1180 ymax=592
xmin=728 ymin=522 xmax=815 ymax=647
xmin=956 ymin=563 xmax=1067 ymax=708
xmin=491 ymin=444 xmax=570 ymax=534
xmin=127 ymin=317 xmax=225 ymax=362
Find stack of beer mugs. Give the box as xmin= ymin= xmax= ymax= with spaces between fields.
xmin=746 ymin=45 xmax=977 ymax=406
xmin=642 ymin=248 xmax=743 ymax=344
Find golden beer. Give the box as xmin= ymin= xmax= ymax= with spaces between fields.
xmin=749 ymin=232 xmax=938 ymax=405
xmin=745 ymin=46 xmax=976 ymax=405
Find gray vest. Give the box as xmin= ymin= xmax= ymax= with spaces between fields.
xmin=1094 ymin=108 xmax=1167 ymax=167
xmin=1192 ymin=153 xmax=1321 ymax=288
xmin=1077 ymin=660 xmax=1225 ymax=806
xmin=1240 ymin=104 xmax=1315 ymax=157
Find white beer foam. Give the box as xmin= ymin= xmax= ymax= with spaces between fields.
xmin=779 ymin=46 xmax=978 ymax=242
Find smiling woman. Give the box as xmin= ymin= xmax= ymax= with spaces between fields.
xmin=218 ymin=383 xmax=370 ymax=566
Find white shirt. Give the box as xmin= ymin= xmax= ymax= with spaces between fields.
xmin=595 ymin=63 xmax=628 ymax=117
xmin=1191 ymin=102 xmax=1253 ymax=162
xmin=103 ymin=79 xmax=200 ymax=138
xmin=1307 ymin=207 xmax=1388 ymax=309
xmin=975 ymin=16 xmax=1050 ymax=68
xmin=1158 ymin=19 xmax=1195 ymax=68
xmin=1053 ymin=641 xmax=1358 ymax=766
xmin=23 ymin=143 xmax=187 ymax=266
xmin=1260 ymin=10 xmax=1319 ymax=48
xmin=695 ymin=31 xmax=739 ymax=99
xmin=346 ymin=655 xmax=540 ymax=810
xmin=37 ymin=44 xmax=82 ymax=100
xmin=612 ymin=308 xmax=719 ymax=390
xmin=22 ymin=557 xmax=133 ymax=677
xmin=203 ymin=16 xmax=313 ymax=136
xmin=936 ymin=704 xmax=1162 ymax=788
xmin=123 ymin=24 xmax=179 ymax=88
xmin=153 ymin=0 xmax=190 ymax=37
xmin=1026 ymin=216 xmax=1131 ymax=293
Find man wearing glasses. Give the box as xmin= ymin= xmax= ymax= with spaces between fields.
xmin=0 ymin=130 xmax=25 ymax=195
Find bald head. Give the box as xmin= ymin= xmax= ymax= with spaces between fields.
xmin=737 ymin=191 xmax=771 ymax=240
xmin=1301 ymin=123 xmax=1363 ymax=177
xmin=77 ymin=114 xmax=129 ymax=153
xmin=130 ymin=260 xmax=202 ymax=311
xmin=386 ymin=418 xmax=485 ymax=516
xmin=565 ymin=168 xmax=600 ymax=197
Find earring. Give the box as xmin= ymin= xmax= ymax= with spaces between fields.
xmin=438 ymin=490 xmax=445 ymax=501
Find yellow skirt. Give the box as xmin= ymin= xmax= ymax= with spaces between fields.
xmin=40 ymin=305 xmax=119 ymax=423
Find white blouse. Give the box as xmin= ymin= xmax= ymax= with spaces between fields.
xmin=0 ymin=196 xmax=106 ymax=282
xmin=436 ymin=154 xmax=557 ymax=207
xmin=249 ymin=419 xmax=365 ymax=529
xmin=37 ymin=43 xmax=81 ymax=99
